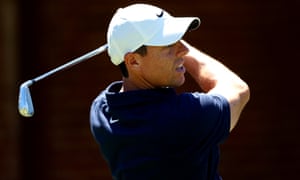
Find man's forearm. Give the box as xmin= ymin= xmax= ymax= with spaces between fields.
xmin=182 ymin=42 xmax=223 ymax=93
xmin=182 ymin=40 xmax=246 ymax=94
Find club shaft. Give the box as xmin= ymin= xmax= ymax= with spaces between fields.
xmin=31 ymin=44 xmax=108 ymax=83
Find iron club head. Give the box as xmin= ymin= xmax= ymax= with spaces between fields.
xmin=17 ymin=44 xmax=108 ymax=117
xmin=18 ymin=80 xmax=34 ymax=117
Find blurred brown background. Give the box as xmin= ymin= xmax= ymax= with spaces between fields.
xmin=1 ymin=0 xmax=299 ymax=179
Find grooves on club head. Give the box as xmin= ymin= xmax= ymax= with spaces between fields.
xmin=18 ymin=80 xmax=34 ymax=117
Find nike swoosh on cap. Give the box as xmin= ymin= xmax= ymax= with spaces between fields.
xmin=157 ymin=11 xmax=164 ymax=18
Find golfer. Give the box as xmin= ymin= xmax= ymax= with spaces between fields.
xmin=90 ymin=3 xmax=250 ymax=180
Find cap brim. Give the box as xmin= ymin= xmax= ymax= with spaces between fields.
xmin=145 ymin=17 xmax=200 ymax=46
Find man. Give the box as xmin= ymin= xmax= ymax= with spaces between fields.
xmin=90 ymin=3 xmax=250 ymax=180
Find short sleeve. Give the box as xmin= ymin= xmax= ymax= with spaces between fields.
xmin=173 ymin=93 xmax=231 ymax=146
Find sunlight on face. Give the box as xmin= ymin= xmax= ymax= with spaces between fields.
xmin=138 ymin=41 xmax=189 ymax=88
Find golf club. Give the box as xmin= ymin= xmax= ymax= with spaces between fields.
xmin=18 ymin=43 xmax=108 ymax=117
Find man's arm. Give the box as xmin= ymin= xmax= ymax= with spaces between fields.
xmin=182 ymin=41 xmax=250 ymax=131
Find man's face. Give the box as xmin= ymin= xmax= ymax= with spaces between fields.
xmin=138 ymin=41 xmax=189 ymax=88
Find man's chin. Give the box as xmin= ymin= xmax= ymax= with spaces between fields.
xmin=173 ymin=77 xmax=186 ymax=88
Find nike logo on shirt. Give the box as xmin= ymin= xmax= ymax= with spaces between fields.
xmin=109 ymin=117 xmax=119 ymax=124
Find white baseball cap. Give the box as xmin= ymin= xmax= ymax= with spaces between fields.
xmin=107 ymin=4 xmax=201 ymax=65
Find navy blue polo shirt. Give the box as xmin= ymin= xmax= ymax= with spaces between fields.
xmin=90 ymin=81 xmax=230 ymax=180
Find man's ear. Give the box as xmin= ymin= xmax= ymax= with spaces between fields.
xmin=124 ymin=52 xmax=141 ymax=68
